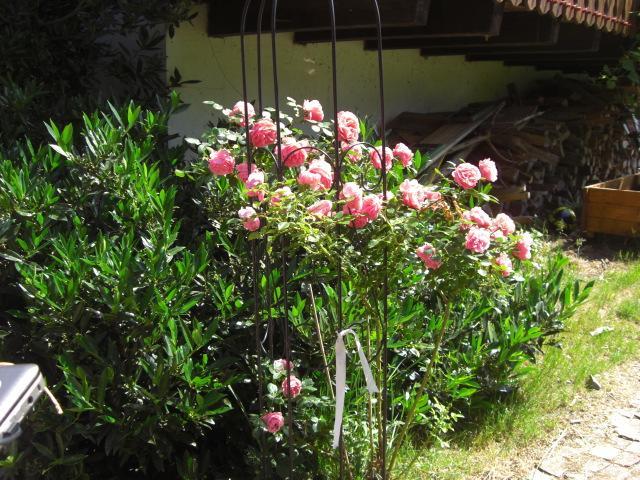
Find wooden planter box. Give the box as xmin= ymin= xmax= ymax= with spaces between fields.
xmin=583 ymin=173 xmax=640 ymax=236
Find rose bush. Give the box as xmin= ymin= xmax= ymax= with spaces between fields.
xmin=183 ymin=97 xmax=593 ymax=478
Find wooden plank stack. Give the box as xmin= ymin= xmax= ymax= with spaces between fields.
xmin=390 ymin=78 xmax=640 ymax=217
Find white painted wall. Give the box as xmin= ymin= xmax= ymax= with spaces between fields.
xmin=167 ymin=5 xmax=556 ymax=138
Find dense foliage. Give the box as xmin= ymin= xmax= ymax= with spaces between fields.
xmin=0 ymin=97 xmax=592 ymax=478
xmin=0 ymin=0 xmax=198 ymax=147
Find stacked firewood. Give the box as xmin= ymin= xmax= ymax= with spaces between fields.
xmin=390 ymin=78 xmax=640 ymax=217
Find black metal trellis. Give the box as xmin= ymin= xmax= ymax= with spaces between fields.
xmin=239 ymin=0 xmax=388 ymax=477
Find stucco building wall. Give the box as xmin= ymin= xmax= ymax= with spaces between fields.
xmin=167 ymin=5 xmax=557 ymax=138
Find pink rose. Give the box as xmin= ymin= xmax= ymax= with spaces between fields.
xmin=423 ymin=188 xmax=441 ymax=202
xmin=273 ymin=358 xmax=294 ymax=373
xmin=348 ymin=194 xmax=383 ymax=229
xmin=307 ymin=199 xmax=333 ymax=217
xmin=227 ymin=101 xmax=255 ymax=126
xmin=249 ymin=119 xmax=277 ymax=148
xmin=463 ymin=207 xmax=492 ymax=228
xmin=281 ymin=138 xmax=309 ymax=168
xmin=393 ymin=143 xmax=413 ymax=167
xmin=416 ymin=243 xmax=442 ymax=270
xmin=238 ymin=206 xmax=261 ymax=232
xmin=270 ymin=186 xmax=293 ymax=205
xmin=297 ymin=158 xmax=333 ymax=191
xmin=514 ymin=232 xmax=533 ymax=260
xmin=340 ymin=182 xmax=364 ymax=213
xmin=479 ymin=158 xmax=498 ymax=182
xmin=370 ymin=146 xmax=393 ymax=171
xmin=236 ymin=162 xmax=257 ymax=183
xmin=399 ymin=179 xmax=426 ymax=210
xmin=465 ymin=227 xmax=491 ymax=254
xmin=341 ymin=142 xmax=363 ymax=163
xmin=495 ymin=253 xmax=513 ymax=277
xmin=261 ymin=412 xmax=284 ymax=433
xmin=303 ymin=99 xmax=324 ymax=122
xmin=337 ymin=111 xmax=360 ymax=143
xmin=208 ymin=149 xmax=235 ymax=176
xmin=361 ymin=194 xmax=382 ymax=221
xmin=281 ymin=375 xmax=302 ymax=398
xmin=492 ymin=213 xmax=516 ymax=236
xmin=246 ymin=169 xmax=265 ymax=202
xmin=452 ymin=163 xmax=481 ymax=190
xmin=349 ymin=214 xmax=369 ymax=229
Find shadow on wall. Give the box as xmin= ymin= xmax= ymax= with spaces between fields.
xmin=166 ymin=5 xmax=558 ymax=138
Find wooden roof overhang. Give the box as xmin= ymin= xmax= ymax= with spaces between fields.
xmin=207 ymin=0 xmax=638 ymax=73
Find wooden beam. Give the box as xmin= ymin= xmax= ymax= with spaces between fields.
xmin=207 ymin=0 xmax=430 ymax=37
xmin=465 ymin=32 xmax=627 ymax=63
xmin=464 ymin=30 xmax=631 ymax=62
xmin=372 ymin=12 xmax=559 ymax=52
xmin=293 ymin=0 xmax=502 ymax=44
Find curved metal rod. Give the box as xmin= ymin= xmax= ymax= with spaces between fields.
xmin=280 ymin=145 xmax=332 ymax=166
xmin=239 ymin=3 xmax=267 ymax=479
xmin=256 ymin=0 xmax=267 ymax=112
xmin=338 ymin=141 xmax=385 ymax=192
xmin=366 ymin=1 xmax=389 ymax=477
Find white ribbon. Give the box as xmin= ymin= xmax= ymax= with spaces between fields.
xmin=332 ymin=329 xmax=379 ymax=449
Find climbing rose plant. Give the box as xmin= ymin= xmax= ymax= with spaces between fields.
xmin=191 ymin=97 xmax=537 ymax=476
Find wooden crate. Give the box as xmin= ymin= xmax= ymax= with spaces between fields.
xmin=583 ymin=173 xmax=640 ymax=236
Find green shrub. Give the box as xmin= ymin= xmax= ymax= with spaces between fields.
xmin=0 ymin=97 xmax=592 ymax=479
xmin=0 ymin=96 xmax=252 ymax=478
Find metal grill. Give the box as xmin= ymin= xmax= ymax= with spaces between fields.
xmin=239 ymin=0 xmax=389 ymax=478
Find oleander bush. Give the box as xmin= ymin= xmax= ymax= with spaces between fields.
xmin=0 ymin=96 xmax=592 ymax=479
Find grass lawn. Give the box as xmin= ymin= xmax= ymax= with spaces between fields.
xmin=398 ymin=248 xmax=640 ymax=479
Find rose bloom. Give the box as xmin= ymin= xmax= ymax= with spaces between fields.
xmin=495 ymin=252 xmax=513 ymax=277
xmin=463 ymin=207 xmax=492 ymax=228
xmin=303 ymin=99 xmax=324 ymax=122
xmin=465 ymin=227 xmax=491 ymax=254
xmin=208 ymin=149 xmax=235 ymax=176
xmin=514 ymin=232 xmax=533 ymax=260
xmin=416 ymin=243 xmax=442 ymax=270
xmin=340 ymin=182 xmax=364 ymax=213
xmin=399 ymin=179 xmax=426 ymax=210
xmin=270 ymin=186 xmax=293 ymax=205
xmin=452 ymin=162 xmax=481 ymax=190
xmin=297 ymin=158 xmax=333 ymax=191
xmin=249 ymin=119 xmax=277 ymax=148
xmin=349 ymin=213 xmax=369 ymax=229
xmin=361 ymin=194 xmax=382 ymax=221
xmin=261 ymin=412 xmax=284 ymax=434
xmin=492 ymin=213 xmax=516 ymax=236
xmin=281 ymin=138 xmax=309 ymax=168
xmin=236 ymin=162 xmax=257 ymax=183
xmin=342 ymin=142 xmax=363 ymax=163
xmin=393 ymin=143 xmax=413 ymax=167
xmin=227 ymin=101 xmax=255 ymax=126
xmin=238 ymin=206 xmax=260 ymax=232
xmin=281 ymin=375 xmax=302 ymax=398
xmin=423 ymin=188 xmax=441 ymax=202
xmin=273 ymin=358 xmax=293 ymax=373
xmin=246 ymin=169 xmax=265 ymax=202
xmin=337 ymin=111 xmax=360 ymax=143
xmin=307 ymin=199 xmax=333 ymax=217
xmin=479 ymin=158 xmax=498 ymax=182
xmin=370 ymin=146 xmax=393 ymax=171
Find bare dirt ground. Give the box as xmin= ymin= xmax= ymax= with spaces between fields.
xmin=478 ymin=361 xmax=640 ymax=480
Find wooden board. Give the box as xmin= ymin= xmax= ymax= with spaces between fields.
xmin=583 ymin=173 xmax=640 ymax=236
xmin=294 ymin=0 xmax=501 ymax=43
xmin=207 ymin=0 xmax=430 ymax=36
